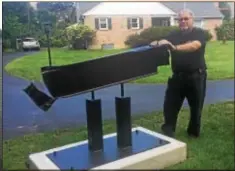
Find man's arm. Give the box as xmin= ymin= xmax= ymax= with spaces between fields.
xmin=150 ymin=31 xmax=175 ymax=47
xmin=174 ymin=40 xmax=202 ymax=52
xmin=174 ymin=29 xmax=206 ymax=52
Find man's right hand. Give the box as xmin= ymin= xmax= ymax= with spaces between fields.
xmin=150 ymin=39 xmax=171 ymax=47
xmin=150 ymin=39 xmax=176 ymax=50
xmin=158 ymin=39 xmax=172 ymax=46
xmin=150 ymin=40 xmax=159 ymax=47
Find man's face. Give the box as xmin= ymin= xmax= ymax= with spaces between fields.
xmin=178 ymin=11 xmax=193 ymax=31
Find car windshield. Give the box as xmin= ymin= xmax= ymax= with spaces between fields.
xmin=23 ymin=38 xmax=36 ymax=42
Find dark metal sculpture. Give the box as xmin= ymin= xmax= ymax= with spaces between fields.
xmin=24 ymin=45 xmax=170 ymax=111
xmin=23 ymin=83 xmax=56 ymax=111
xmin=41 ymin=45 xmax=169 ymax=98
xmin=23 ymin=40 xmax=171 ymax=155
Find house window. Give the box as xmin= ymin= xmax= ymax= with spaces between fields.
xmin=162 ymin=20 xmax=169 ymax=26
xmin=151 ymin=18 xmax=170 ymax=27
xmin=99 ymin=18 xmax=108 ymax=30
xmin=194 ymin=20 xmax=204 ymax=28
xmin=131 ymin=18 xmax=140 ymax=29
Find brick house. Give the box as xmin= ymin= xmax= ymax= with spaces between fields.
xmin=76 ymin=2 xmax=224 ymax=49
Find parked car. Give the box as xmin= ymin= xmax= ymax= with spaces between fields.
xmin=22 ymin=37 xmax=40 ymax=51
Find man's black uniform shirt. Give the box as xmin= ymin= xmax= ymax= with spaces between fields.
xmin=165 ymin=27 xmax=207 ymax=72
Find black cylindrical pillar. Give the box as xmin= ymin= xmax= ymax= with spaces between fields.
xmin=86 ymin=99 xmax=103 ymax=151
xmin=115 ymin=97 xmax=132 ymax=148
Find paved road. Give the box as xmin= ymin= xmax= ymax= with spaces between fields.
xmin=0 ymin=42 xmax=2 ymax=158
xmin=0 ymin=42 xmax=1 ymax=69
xmin=3 ymin=51 xmax=36 ymax=85
xmin=2 ymin=52 xmax=234 ymax=140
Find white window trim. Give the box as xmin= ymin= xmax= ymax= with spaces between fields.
xmin=201 ymin=20 xmax=204 ymax=28
xmin=170 ymin=16 xmax=175 ymax=26
xmin=162 ymin=20 xmax=169 ymax=26
xmin=130 ymin=17 xmax=140 ymax=29
xmin=99 ymin=18 xmax=108 ymax=30
xmin=194 ymin=19 xmax=204 ymax=29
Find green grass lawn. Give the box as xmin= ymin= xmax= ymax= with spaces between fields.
xmin=5 ymin=41 xmax=234 ymax=84
xmin=3 ymin=101 xmax=234 ymax=170
xmin=0 ymin=76 xmax=2 ymax=160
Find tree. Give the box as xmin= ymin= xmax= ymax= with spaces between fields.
xmin=3 ymin=2 xmax=37 ymax=30
xmin=37 ymin=2 xmax=75 ymax=23
xmin=2 ymin=2 xmax=40 ymax=49
xmin=219 ymin=2 xmax=232 ymax=21
xmin=3 ymin=2 xmax=38 ymax=38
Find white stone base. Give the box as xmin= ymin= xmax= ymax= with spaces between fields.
xmin=28 ymin=127 xmax=187 ymax=170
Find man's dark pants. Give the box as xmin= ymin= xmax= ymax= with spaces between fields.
xmin=161 ymin=69 xmax=207 ymax=137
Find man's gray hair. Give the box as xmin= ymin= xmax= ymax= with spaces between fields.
xmin=178 ymin=8 xmax=195 ymax=18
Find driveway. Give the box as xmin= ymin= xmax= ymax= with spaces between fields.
xmin=3 ymin=51 xmax=36 ymax=85
xmin=2 ymin=51 xmax=234 ymax=140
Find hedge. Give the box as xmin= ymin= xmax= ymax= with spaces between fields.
xmin=125 ymin=26 xmax=213 ymax=48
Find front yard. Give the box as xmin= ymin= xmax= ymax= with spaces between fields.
xmin=3 ymin=41 xmax=234 ymax=169
xmin=3 ymin=101 xmax=234 ymax=170
xmin=4 ymin=41 xmax=234 ymax=84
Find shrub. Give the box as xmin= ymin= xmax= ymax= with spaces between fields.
xmin=38 ymin=29 xmax=68 ymax=48
xmin=124 ymin=34 xmax=149 ymax=48
xmin=125 ymin=26 xmax=179 ymax=48
xmin=215 ymin=20 xmax=234 ymax=40
xmin=38 ymin=35 xmax=47 ymax=47
xmin=2 ymin=39 xmax=11 ymax=50
xmin=125 ymin=26 xmax=213 ymax=48
xmin=125 ymin=26 xmax=178 ymax=48
xmin=140 ymin=26 xmax=179 ymax=41
xmin=51 ymin=39 xmax=66 ymax=47
xmin=65 ymin=24 xmax=96 ymax=49
xmin=51 ymin=29 xmax=68 ymax=47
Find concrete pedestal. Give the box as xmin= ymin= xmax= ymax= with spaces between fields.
xmin=28 ymin=127 xmax=186 ymax=170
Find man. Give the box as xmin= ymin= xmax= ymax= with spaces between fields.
xmin=150 ymin=9 xmax=207 ymax=138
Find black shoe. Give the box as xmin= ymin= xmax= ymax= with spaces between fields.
xmin=161 ymin=125 xmax=175 ymax=138
xmin=187 ymin=130 xmax=200 ymax=138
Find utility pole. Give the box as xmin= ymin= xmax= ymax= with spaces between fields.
xmin=28 ymin=3 xmax=31 ymax=35
xmin=183 ymin=2 xmax=186 ymax=9
xmin=76 ymin=2 xmax=80 ymax=23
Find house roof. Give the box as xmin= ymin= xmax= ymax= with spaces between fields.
xmin=77 ymin=2 xmax=101 ymax=15
xmin=162 ymin=2 xmax=223 ymax=18
xmin=83 ymin=2 xmax=176 ymax=16
xmin=78 ymin=2 xmax=223 ymax=19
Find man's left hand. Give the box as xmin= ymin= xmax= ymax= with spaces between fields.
xmin=167 ymin=42 xmax=176 ymax=51
xmin=158 ymin=40 xmax=176 ymax=51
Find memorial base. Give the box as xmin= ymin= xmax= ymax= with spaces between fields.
xmin=28 ymin=127 xmax=187 ymax=170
